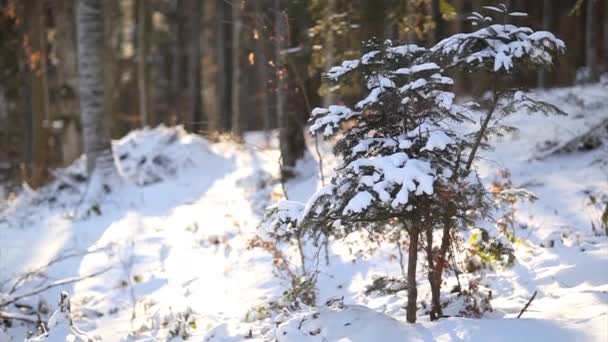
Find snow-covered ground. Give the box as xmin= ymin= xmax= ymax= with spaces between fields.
xmin=0 ymin=84 xmax=607 ymax=341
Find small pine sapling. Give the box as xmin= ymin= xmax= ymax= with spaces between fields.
xmin=261 ymin=3 xmax=566 ymax=324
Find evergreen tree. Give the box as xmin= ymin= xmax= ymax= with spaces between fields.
xmin=262 ymin=4 xmax=565 ymax=323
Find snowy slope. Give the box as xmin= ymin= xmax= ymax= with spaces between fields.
xmin=1 ymin=84 xmax=607 ymax=341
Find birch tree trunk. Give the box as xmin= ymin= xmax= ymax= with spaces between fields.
xmin=231 ymin=0 xmax=243 ymax=138
xmin=76 ymin=0 xmax=117 ymax=186
xmin=23 ymin=0 xmax=51 ymax=188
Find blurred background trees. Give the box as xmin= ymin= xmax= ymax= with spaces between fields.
xmin=0 ymin=0 xmax=607 ymax=191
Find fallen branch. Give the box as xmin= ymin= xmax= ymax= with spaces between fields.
xmin=0 ymin=310 xmax=40 ymax=324
xmin=517 ymin=290 xmax=538 ymax=318
xmin=6 ymin=247 xmax=110 ymax=295
xmin=0 ymin=267 xmax=111 ymax=308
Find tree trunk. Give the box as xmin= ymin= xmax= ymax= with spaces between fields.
xmin=406 ymin=225 xmax=419 ymax=323
xmin=323 ymin=0 xmax=336 ymax=108
xmin=102 ymin=0 xmax=119 ymax=136
xmin=275 ymin=0 xmax=287 ymax=167
xmin=136 ymin=0 xmax=149 ymax=126
xmin=184 ymin=0 xmax=201 ymax=132
xmin=406 ymin=1 xmax=416 ymax=43
xmin=54 ymin=0 xmax=83 ymax=165
xmin=231 ymin=0 xmax=243 ymax=137
xmin=201 ymin=0 xmax=225 ymax=135
xmin=604 ymin=0 xmax=608 ymax=70
xmin=23 ymin=0 xmax=51 ymax=189
xmin=537 ymin=0 xmax=551 ymax=88
xmin=430 ymin=0 xmax=443 ymax=44
xmin=426 ymin=224 xmax=442 ymax=320
xmin=275 ymin=0 xmax=306 ymax=179
xmin=76 ymin=0 xmax=117 ymax=183
xmin=586 ymin=0 xmax=598 ymax=82
xmin=253 ymin=0 xmax=271 ymax=138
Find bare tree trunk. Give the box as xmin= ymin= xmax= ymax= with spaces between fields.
xmin=275 ymin=0 xmax=307 ymax=179
xmin=54 ymin=0 xmax=83 ymax=165
xmin=406 ymin=225 xmax=419 ymax=323
xmin=323 ymin=0 xmax=336 ymax=108
xmin=136 ymin=0 xmax=149 ymax=126
xmin=430 ymin=0 xmax=443 ymax=44
xmin=184 ymin=0 xmax=201 ymax=132
xmin=201 ymin=0 xmax=224 ymax=135
xmin=275 ymin=0 xmax=286 ymax=147
xmin=253 ymin=0 xmax=271 ymax=138
xmin=102 ymin=0 xmax=119 ymax=136
xmin=604 ymin=0 xmax=608 ymax=70
xmin=586 ymin=0 xmax=599 ymax=82
xmin=406 ymin=0 xmax=417 ymax=43
xmin=231 ymin=0 xmax=243 ymax=138
xmin=76 ymin=0 xmax=117 ymax=185
xmin=426 ymin=224 xmax=442 ymax=320
xmin=274 ymin=0 xmax=292 ymax=179
xmin=23 ymin=0 xmax=51 ymax=189
xmin=538 ymin=0 xmax=551 ymax=88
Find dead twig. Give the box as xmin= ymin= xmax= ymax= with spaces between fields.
xmin=0 ymin=267 xmax=112 ymax=308
xmin=517 ymin=290 xmax=538 ymax=318
xmin=0 ymin=310 xmax=40 ymax=324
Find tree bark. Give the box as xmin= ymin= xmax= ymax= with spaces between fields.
xmin=406 ymin=224 xmax=419 ymax=323
xmin=54 ymin=0 xmax=83 ymax=165
xmin=537 ymin=0 xmax=551 ymax=88
xmin=76 ymin=0 xmax=116 ymax=182
xmin=184 ymin=0 xmax=201 ymax=132
xmin=102 ymin=0 xmax=119 ymax=136
xmin=426 ymin=224 xmax=442 ymax=320
xmin=231 ymin=0 xmax=243 ymax=137
xmin=23 ymin=0 xmax=51 ymax=189
xmin=275 ymin=0 xmax=306 ymax=179
xmin=136 ymin=0 xmax=149 ymax=126
xmin=253 ymin=0 xmax=271 ymax=138
xmin=275 ymin=0 xmax=287 ymax=172
xmin=430 ymin=0 xmax=443 ymax=44
xmin=604 ymin=0 xmax=608 ymax=70
xmin=323 ymin=0 xmax=336 ymax=108
xmin=201 ymin=0 xmax=224 ymax=135
xmin=586 ymin=0 xmax=598 ymax=82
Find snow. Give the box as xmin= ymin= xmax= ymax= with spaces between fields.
xmin=394 ymin=62 xmax=440 ymax=76
xmin=430 ymin=24 xmax=565 ymax=72
xmin=421 ymin=131 xmax=454 ymax=152
xmin=386 ymin=44 xmax=426 ymax=57
xmin=343 ymin=191 xmax=374 ymax=214
xmin=309 ymin=105 xmax=359 ymax=137
xmin=1 ymin=83 xmax=608 ymax=341
xmin=349 ymin=154 xmax=435 ymax=208
xmin=326 ymin=60 xmax=360 ymax=80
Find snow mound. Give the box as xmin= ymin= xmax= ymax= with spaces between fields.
xmin=115 ymin=125 xmax=212 ymax=186
xmin=274 ymin=305 xmax=414 ymax=342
